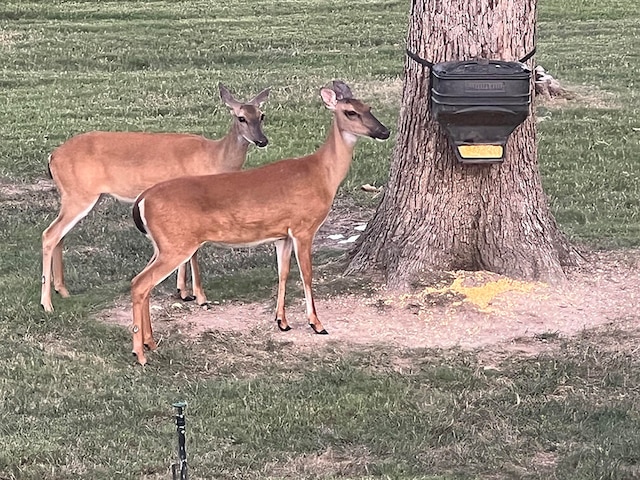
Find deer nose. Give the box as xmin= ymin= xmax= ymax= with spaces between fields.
xmin=255 ymin=137 xmax=268 ymax=148
xmin=375 ymin=127 xmax=391 ymax=140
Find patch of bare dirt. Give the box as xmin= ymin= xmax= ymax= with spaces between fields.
xmin=315 ymin=197 xmax=375 ymax=250
xmin=264 ymin=446 xmax=372 ymax=479
xmin=101 ymin=240 xmax=640 ymax=359
xmin=0 ymin=178 xmax=57 ymax=208
xmin=0 ymin=178 xmax=55 ymax=197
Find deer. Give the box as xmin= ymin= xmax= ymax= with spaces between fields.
xmin=40 ymin=84 xmax=270 ymax=313
xmin=129 ymin=80 xmax=390 ymax=364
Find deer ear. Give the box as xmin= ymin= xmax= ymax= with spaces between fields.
xmin=320 ymin=88 xmax=338 ymax=110
xmin=249 ymin=88 xmax=270 ymax=108
xmin=219 ymin=83 xmax=240 ymax=109
xmin=332 ymin=80 xmax=354 ymax=100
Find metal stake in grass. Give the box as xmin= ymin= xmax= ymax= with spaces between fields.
xmin=171 ymin=401 xmax=188 ymax=480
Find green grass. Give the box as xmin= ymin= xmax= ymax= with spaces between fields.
xmin=1 ymin=324 xmax=640 ymax=479
xmin=1 ymin=0 xmax=640 ymax=478
xmin=536 ymin=1 xmax=640 ymax=247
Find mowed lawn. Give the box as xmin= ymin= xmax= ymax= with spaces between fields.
xmin=0 ymin=0 xmax=639 ymax=479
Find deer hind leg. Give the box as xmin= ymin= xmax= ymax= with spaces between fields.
xmin=41 ymin=195 xmax=100 ymax=312
xmin=189 ymin=250 xmax=209 ymax=305
xmin=131 ymin=249 xmax=195 ymax=365
xmin=176 ymin=262 xmax=193 ymax=301
xmin=175 ymin=250 xmax=208 ymax=305
xmin=274 ymin=237 xmax=293 ymax=331
xmin=290 ymin=233 xmax=327 ymax=335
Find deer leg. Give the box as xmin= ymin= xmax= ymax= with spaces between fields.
xmin=131 ymin=250 xmax=188 ymax=364
xmin=131 ymin=282 xmax=148 ymax=365
xmin=290 ymin=233 xmax=327 ymax=334
xmin=41 ymin=196 xmax=99 ymax=312
xmin=274 ymin=238 xmax=293 ymax=331
xmin=189 ymin=250 xmax=209 ymax=305
xmin=141 ymin=294 xmax=157 ymax=351
xmin=176 ymin=251 xmax=208 ymax=304
xmin=140 ymin=251 xmax=159 ymax=353
xmin=176 ymin=262 xmax=195 ymax=301
xmin=51 ymin=239 xmax=69 ymax=298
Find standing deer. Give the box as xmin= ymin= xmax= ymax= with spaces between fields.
xmin=130 ymin=80 xmax=390 ymax=364
xmin=41 ymin=84 xmax=270 ymax=312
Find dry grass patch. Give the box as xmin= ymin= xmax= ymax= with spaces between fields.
xmin=264 ymin=445 xmax=374 ymax=479
xmin=536 ymin=82 xmax=620 ymax=110
xmin=0 ymin=29 xmax=20 ymax=48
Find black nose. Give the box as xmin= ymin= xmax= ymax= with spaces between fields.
xmin=376 ymin=127 xmax=391 ymax=140
xmin=255 ymin=138 xmax=268 ymax=148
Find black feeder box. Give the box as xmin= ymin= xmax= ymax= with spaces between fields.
xmin=431 ymin=59 xmax=532 ymax=164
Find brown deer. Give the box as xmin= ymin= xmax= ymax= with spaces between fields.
xmin=130 ymin=80 xmax=390 ymax=364
xmin=41 ymin=84 xmax=270 ymax=312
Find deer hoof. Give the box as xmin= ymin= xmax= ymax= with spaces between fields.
xmin=177 ymin=290 xmax=196 ymax=302
xmin=309 ymin=324 xmax=328 ymax=335
xmin=132 ymin=350 xmax=148 ymax=366
xmin=276 ymin=318 xmax=291 ymax=332
xmin=55 ymin=287 xmax=70 ymax=298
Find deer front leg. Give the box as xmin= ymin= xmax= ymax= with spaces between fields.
xmin=131 ymin=286 xmax=148 ymax=365
xmin=141 ymin=294 xmax=157 ymax=351
xmin=41 ymin=243 xmax=55 ymax=312
xmin=41 ymin=196 xmax=99 ymax=311
xmin=52 ymin=240 xmax=70 ymax=298
xmin=274 ymin=238 xmax=293 ymax=331
xmin=131 ymin=251 xmax=187 ymax=364
xmin=290 ymin=233 xmax=327 ymax=334
xmin=131 ymin=272 xmax=158 ymax=365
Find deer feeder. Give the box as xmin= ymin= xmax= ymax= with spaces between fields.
xmin=430 ymin=59 xmax=532 ymax=164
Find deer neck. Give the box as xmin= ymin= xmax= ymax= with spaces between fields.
xmin=316 ymin=119 xmax=358 ymax=192
xmin=215 ymin=121 xmax=251 ymax=171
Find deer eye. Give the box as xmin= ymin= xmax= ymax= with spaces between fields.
xmin=238 ymin=116 xmax=247 ymax=123
xmin=344 ymin=110 xmax=359 ymax=119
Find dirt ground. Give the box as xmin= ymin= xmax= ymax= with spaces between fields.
xmin=100 ymin=202 xmax=640 ymax=358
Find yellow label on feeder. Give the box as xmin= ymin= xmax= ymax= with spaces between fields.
xmin=457 ymin=144 xmax=503 ymax=159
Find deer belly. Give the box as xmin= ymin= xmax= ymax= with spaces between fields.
xmin=111 ymin=192 xmax=138 ymax=203
xmin=209 ymin=236 xmax=285 ymax=249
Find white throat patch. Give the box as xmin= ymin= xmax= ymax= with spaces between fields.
xmin=341 ymin=132 xmax=358 ymax=146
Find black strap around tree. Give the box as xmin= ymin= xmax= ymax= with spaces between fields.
xmin=406 ymin=49 xmax=434 ymax=69
xmin=518 ymin=47 xmax=537 ymax=64
xmin=406 ymin=46 xmax=537 ymax=68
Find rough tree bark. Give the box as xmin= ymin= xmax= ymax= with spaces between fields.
xmin=348 ymin=0 xmax=581 ymax=286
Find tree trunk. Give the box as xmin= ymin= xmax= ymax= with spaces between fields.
xmin=348 ymin=0 xmax=581 ymax=287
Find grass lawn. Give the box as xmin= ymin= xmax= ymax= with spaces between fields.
xmin=0 ymin=0 xmax=639 ymax=478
